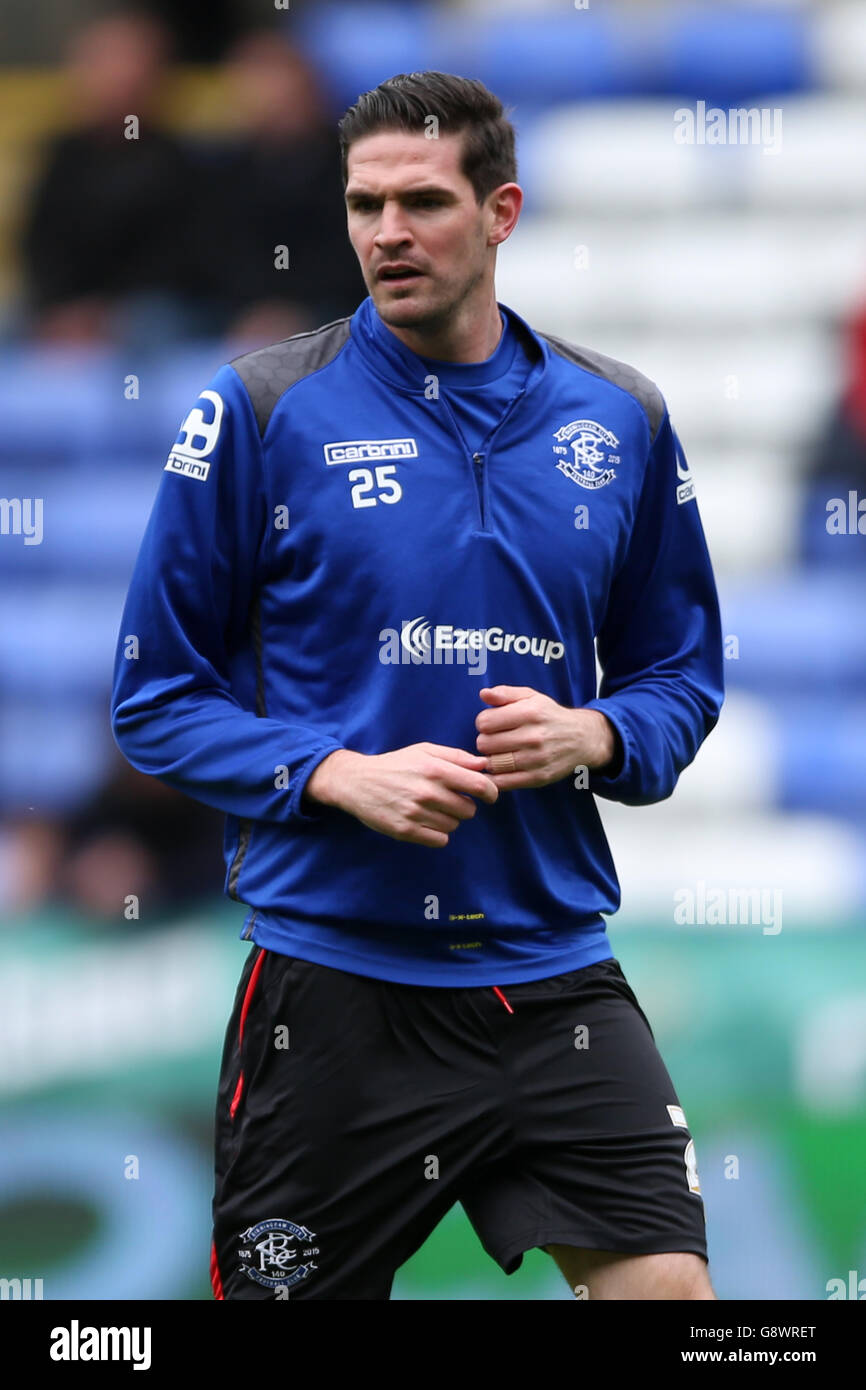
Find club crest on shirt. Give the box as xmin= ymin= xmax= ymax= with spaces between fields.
xmin=553 ymin=419 xmax=620 ymax=490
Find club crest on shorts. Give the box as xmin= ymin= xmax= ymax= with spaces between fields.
xmin=553 ymin=419 xmax=620 ymax=490
xmin=237 ymin=1218 xmax=320 ymax=1290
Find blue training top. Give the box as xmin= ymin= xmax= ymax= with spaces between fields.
xmin=111 ymin=294 xmax=724 ymax=985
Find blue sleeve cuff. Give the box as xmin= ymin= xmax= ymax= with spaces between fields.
xmin=584 ymin=700 xmax=633 ymax=796
xmin=289 ymin=743 xmax=346 ymax=823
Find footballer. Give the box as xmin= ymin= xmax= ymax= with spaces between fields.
xmin=112 ymin=71 xmax=724 ymax=1300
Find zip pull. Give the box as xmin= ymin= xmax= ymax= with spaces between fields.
xmin=492 ymin=985 xmax=514 ymax=1014
xmin=472 ymin=452 xmax=485 ymax=527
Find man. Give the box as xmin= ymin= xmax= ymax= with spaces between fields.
xmin=21 ymin=12 xmax=206 ymax=347
xmin=111 ymin=71 xmax=725 ymax=1301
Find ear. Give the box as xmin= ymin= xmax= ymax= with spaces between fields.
xmin=487 ymin=182 xmax=523 ymax=247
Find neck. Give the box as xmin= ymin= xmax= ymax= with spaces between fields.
xmin=382 ymin=289 xmax=503 ymax=363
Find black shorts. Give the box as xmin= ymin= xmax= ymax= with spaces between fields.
xmin=210 ymin=947 xmax=708 ymax=1299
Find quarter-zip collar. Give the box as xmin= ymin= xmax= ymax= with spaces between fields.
xmin=366 ymin=301 xmax=517 ymax=386
xmin=350 ymin=293 xmax=549 ymax=397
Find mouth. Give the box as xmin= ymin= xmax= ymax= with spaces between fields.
xmin=377 ymin=266 xmax=425 ymax=287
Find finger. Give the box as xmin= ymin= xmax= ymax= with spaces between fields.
xmin=433 ymin=765 xmax=499 ymax=804
xmin=479 ymin=685 xmax=538 ymax=704
xmin=419 ymin=793 xmax=477 ymax=823
xmin=398 ymin=826 xmax=450 ymax=849
xmin=475 ymin=704 xmax=529 ymax=734
xmin=462 ymin=774 xmax=500 ymax=804
xmin=427 ymin=745 xmax=492 ymax=769
xmin=475 ymin=731 xmax=537 ymax=757
xmin=486 ymin=771 xmax=544 ymax=791
xmin=409 ymin=807 xmax=462 ymax=833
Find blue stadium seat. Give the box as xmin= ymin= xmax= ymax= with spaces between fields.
xmin=660 ymin=4 xmax=812 ymax=106
xmin=0 ymin=697 xmax=113 ymax=813
xmin=776 ymin=698 xmax=866 ymax=817
xmin=800 ymin=477 xmax=866 ymax=571
xmin=292 ymin=2 xmax=812 ymax=114
xmin=0 ymin=346 xmax=222 ymax=463
xmin=0 ymin=466 xmax=156 ymax=578
xmin=471 ymin=12 xmax=642 ymax=108
xmin=292 ymin=2 xmax=442 ymax=111
xmin=0 ymin=582 xmax=128 ymax=698
xmin=721 ymin=573 xmax=866 ymax=696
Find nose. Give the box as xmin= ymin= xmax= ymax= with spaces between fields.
xmin=373 ymin=199 xmax=413 ymax=252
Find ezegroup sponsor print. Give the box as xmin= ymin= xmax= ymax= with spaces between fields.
xmin=379 ymin=617 xmax=565 ymax=675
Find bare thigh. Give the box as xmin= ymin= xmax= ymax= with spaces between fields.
xmin=545 ymin=1244 xmax=717 ymax=1300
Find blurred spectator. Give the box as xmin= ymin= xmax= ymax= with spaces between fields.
xmin=2 ymin=754 xmax=227 ymax=926
xmin=17 ymin=10 xmax=211 ymax=349
xmin=200 ymin=30 xmax=365 ymax=346
xmin=802 ymin=297 xmax=866 ymax=565
xmin=809 ymin=299 xmax=866 ymax=494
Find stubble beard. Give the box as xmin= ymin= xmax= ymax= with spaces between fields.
xmin=372 ymin=260 xmax=486 ymax=337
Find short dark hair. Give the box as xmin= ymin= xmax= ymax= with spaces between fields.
xmin=338 ymin=71 xmax=517 ymax=204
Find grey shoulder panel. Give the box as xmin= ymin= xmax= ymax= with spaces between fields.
xmin=230 ymin=315 xmax=354 ymax=436
xmin=539 ymin=331 xmax=665 ymax=440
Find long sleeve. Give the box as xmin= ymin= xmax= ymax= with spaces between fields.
xmin=585 ymin=408 xmax=724 ymax=805
xmin=110 ymin=363 xmax=344 ymax=824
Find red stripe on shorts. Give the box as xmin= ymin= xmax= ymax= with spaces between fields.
xmin=210 ymin=1240 xmax=225 ymax=1300
xmin=229 ymin=946 xmax=267 ymax=1120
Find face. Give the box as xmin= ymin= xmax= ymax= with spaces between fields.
xmin=344 ymin=128 xmax=515 ymax=333
xmin=70 ymin=16 xmax=167 ymax=120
